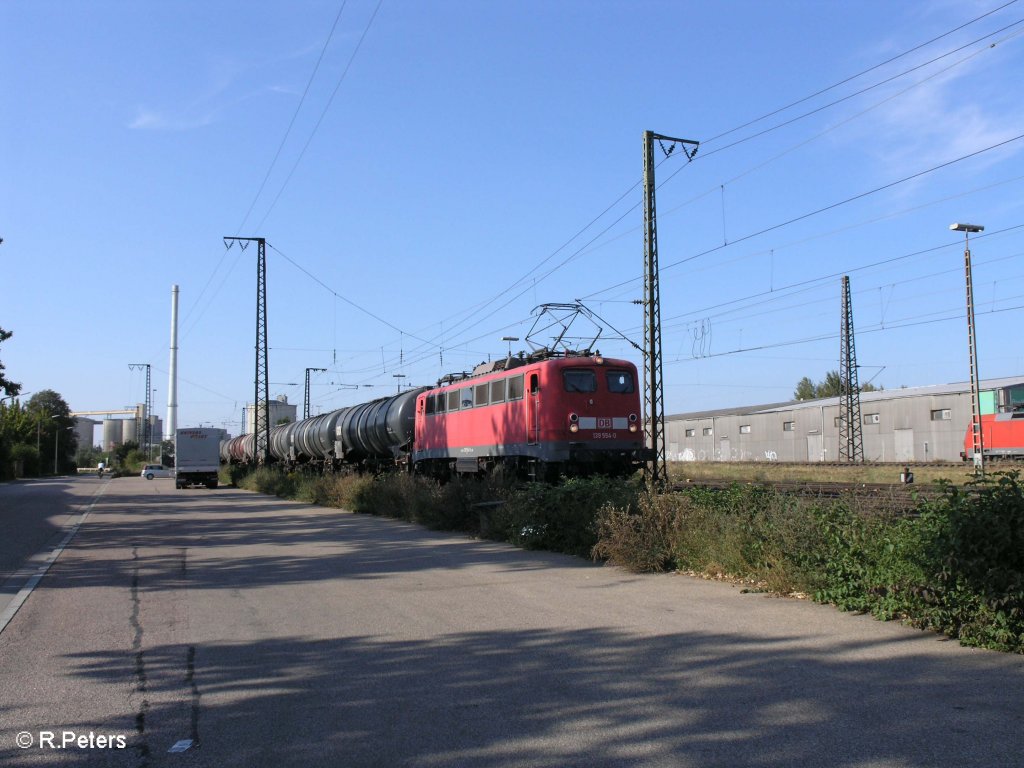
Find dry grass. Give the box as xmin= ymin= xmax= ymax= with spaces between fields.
xmin=667 ymin=461 xmax=976 ymax=487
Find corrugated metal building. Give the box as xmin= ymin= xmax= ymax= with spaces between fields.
xmin=666 ymin=376 xmax=1024 ymax=463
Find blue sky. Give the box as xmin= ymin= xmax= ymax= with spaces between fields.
xmin=3 ymin=1 xmax=1023 ymax=439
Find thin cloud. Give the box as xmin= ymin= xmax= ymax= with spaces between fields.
xmin=842 ymin=30 xmax=1024 ymax=182
xmin=127 ymin=107 xmax=219 ymax=131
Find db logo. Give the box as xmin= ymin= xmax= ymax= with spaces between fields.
xmin=596 ymin=418 xmax=612 ymax=429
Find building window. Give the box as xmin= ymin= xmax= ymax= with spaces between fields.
xmin=739 ymin=424 xmax=751 ymax=434
xmin=702 ymin=427 xmax=713 ymax=436
xmin=864 ymin=413 xmax=880 ymax=425
xmin=783 ymin=421 xmax=795 ymax=432
xmin=685 ymin=428 xmax=695 ymax=437
xmin=931 ymin=409 xmax=951 ymax=421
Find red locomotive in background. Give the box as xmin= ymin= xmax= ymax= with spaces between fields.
xmin=962 ymin=410 xmax=1024 ymax=462
xmin=222 ymin=350 xmax=651 ymax=480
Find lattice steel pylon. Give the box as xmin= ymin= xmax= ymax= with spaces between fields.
xmin=838 ymin=276 xmax=864 ymax=463
xmin=225 ymin=236 xmax=270 ymax=464
xmin=642 ymin=130 xmax=698 ymax=489
xmin=304 ymin=367 xmax=326 ymax=420
xmin=128 ymin=363 xmax=152 ymax=460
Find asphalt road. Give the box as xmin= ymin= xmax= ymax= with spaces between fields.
xmin=0 ymin=476 xmax=1021 ymax=768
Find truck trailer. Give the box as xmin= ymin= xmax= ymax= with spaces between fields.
xmin=175 ymin=427 xmax=221 ymax=489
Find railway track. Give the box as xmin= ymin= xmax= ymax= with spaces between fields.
xmin=669 ymin=478 xmax=936 ymax=511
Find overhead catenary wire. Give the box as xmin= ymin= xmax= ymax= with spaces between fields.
xmin=249 ymin=4 xmax=1021 ymax=361
xmin=332 ymin=5 xmax=1024 ymax=366
xmin=582 ymin=134 xmax=1024 ymax=302
xmin=178 ymin=2 xmax=1024 ymax=421
xmin=701 ymin=0 xmax=1021 ymax=144
xmin=236 ymin=1 xmax=351 ymax=234
xmin=253 ymin=0 xmax=385 ymax=231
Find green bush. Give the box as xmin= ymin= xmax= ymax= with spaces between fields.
xmin=591 ymin=474 xmax=1024 ymax=653
xmin=592 ymin=491 xmax=677 ymax=572
xmin=912 ymin=473 xmax=1024 ymax=652
xmin=489 ymin=475 xmax=643 ymax=557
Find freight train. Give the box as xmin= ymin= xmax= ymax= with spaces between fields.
xmin=221 ymin=350 xmax=652 ymax=479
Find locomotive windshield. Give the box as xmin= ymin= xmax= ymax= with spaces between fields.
xmin=563 ymin=369 xmax=597 ymax=393
xmin=607 ymin=371 xmax=635 ymax=393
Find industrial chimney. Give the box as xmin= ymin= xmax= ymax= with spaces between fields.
xmin=167 ymin=284 xmax=179 ymax=434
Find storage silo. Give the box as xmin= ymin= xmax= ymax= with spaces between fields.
xmin=72 ymin=417 xmax=97 ymax=449
xmin=122 ymin=418 xmax=137 ymax=444
xmin=148 ymin=415 xmax=163 ymax=445
xmin=103 ymin=419 xmax=122 ymax=451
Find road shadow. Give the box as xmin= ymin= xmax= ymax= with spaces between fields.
xmin=7 ymin=626 xmax=1022 ymax=768
xmin=38 ymin=482 xmax=578 ymax=593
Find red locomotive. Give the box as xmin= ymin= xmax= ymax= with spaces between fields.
xmin=960 ymin=383 xmax=1024 ymax=462
xmin=962 ymin=410 xmax=1024 ymax=462
xmin=414 ymin=351 xmax=650 ymax=480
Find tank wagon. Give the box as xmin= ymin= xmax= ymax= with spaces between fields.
xmin=220 ymin=388 xmax=423 ymax=471
xmin=222 ymin=351 xmax=651 ymax=479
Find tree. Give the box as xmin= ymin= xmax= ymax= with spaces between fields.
xmin=794 ymin=377 xmax=816 ymax=400
xmin=793 ymin=370 xmax=880 ymax=400
xmin=0 ymin=326 xmax=21 ymax=398
xmin=818 ymin=371 xmax=843 ymax=398
xmin=25 ymin=390 xmax=77 ymax=475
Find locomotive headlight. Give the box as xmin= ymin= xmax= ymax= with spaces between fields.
xmin=628 ymin=413 xmax=638 ymax=423
xmin=569 ymin=412 xmax=579 ymax=423
xmin=629 ymin=423 xmax=638 ymax=433
xmin=569 ymin=423 xmax=579 ymax=433
xmin=594 ymin=355 xmax=604 ymax=365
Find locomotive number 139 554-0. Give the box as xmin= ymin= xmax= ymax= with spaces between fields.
xmin=592 ymin=432 xmax=618 ymax=439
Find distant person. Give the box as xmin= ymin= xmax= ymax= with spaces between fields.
xmin=97 ymin=461 xmax=105 ymax=477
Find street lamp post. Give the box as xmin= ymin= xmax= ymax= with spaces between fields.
xmin=950 ymin=222 xmax=985 ymax=474
xmin=37 ymin=413 xmax=54 ymax=462
xmin=501 ymin=336 xmax=519 ymax=360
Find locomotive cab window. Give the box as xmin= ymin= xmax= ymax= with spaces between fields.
xmin=606 ymin=371 xmax=634 ymax=393
xmin=425 ymin=394 xmax=436 ymax=415
xmin=435 ymin=393 xmax=446 ymax=414
xmin=563 ymin=369 xmax=596 ymax=393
